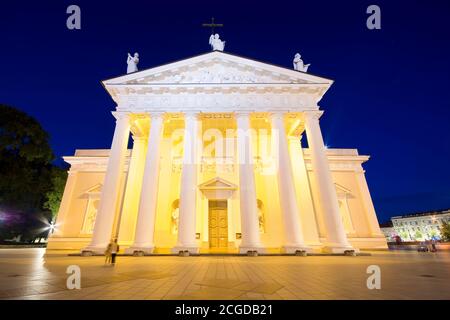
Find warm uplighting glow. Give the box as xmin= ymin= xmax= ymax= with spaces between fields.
xmin=47 ymin=221 xmax=56 ymax=234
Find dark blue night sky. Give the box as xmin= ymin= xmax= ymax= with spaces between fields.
xmin=1 ymin=1 xmax=450 ymax=223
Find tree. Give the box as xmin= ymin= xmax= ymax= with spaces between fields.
xmin=44 ymin=166 xmax=68 ymax=220
xmin=414 ymin=230 xmax=423 ymax=241
xmin=0 ymin=104 xmax=61 ymax=241
xmin=440 ymin=221 xmax=450 ymax=242
xmin=0 ymin=104 xmax=54 ymax=209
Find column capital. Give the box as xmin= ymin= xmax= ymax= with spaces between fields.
xmin=287 ymin=135 xmax=301 ymax=142
xmin=269 ymin=112 xmax=285 ymax=121
xmin=234 ymin=111 xmax=253 ymax=119
xmin=302 ymin=110 xmax=324 ymax=122
xmin=131 ymin=135 xmax=147 ymax=142
xmin=183 ymin=111 xmax=201 ymax=119
xmin=148 ymin=112 xmax=166 ymax=119
xmin=111 ymin=111 xmax=130 ymax=121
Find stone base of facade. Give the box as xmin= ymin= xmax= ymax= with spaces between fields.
xmin=306 ymin=242 xmax=326 ymax=253
xmin=239 ymin=246 xmax=266 ymax=254
xmin=47 ymin=236 xmax=387 ymax=254
xmin=81 ymin=244 xmax=109 ymax=255
xmin=171 ymin=246 xmax=200 ymax=255
xmin=125 ymin=246 xmax=154 ymax=255
xmin=322 ymin=245 xmax=360 ymax=254
xmin=282 ymin=245 xmax=313 ymax=254
xmin=46 ymin=237 xmax=90 ymax=250
xmin=347 ymin=236 xmax=388 ymax=250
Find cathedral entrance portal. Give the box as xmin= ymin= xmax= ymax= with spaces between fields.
xmin=208 ymin=200 xmax=228 ymax=249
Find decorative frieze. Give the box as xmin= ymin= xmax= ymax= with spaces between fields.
xmin=115 ymin=90 xmax=319 ymax=113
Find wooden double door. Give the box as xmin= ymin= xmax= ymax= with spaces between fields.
xmin=208 ymin=200 xmax=228 ymax=249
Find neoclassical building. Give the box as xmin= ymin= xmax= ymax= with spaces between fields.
xmin=48 ymin=51 xmax=387 ymax=254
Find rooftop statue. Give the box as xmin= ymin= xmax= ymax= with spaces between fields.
xmin=209 ymin=33 xmax=225 ymax=51
xmin=127 ymin=52 xmax=139 ymax=74
xmin=293 ymin=53 xmax=310 ymax=72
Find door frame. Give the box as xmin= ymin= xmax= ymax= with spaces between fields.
xmin=208 ymin=200 xmax=228 ymax=249
xmin=199 ymin=177 xmax=237 ymax=250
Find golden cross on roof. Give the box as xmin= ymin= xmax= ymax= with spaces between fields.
xmin=202 ymin=17 xmax=223 ymax=34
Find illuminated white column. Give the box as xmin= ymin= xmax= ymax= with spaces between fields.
xmin=173 ymin=112 xmax=200 ymax=254
xmin=128 ymin=113 xmax=164 ymax=254
xmin=84 ymin=112 xmax=130 ymax=254
xmin=355 ymin=169 xmax=384 ymax=237
xmin=117 ymin=136 xmax=147 ymax=244
xmin=236 ymin=112 xmax=262 ymax=253
xmin=271 ymin=113 xmax=310 ymax=253
xmin=288 ymin=135 xmax=321 ymax=247
xmin=303 ymin=111 xmax=355 ymax=253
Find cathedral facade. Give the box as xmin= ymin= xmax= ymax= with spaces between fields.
xmin=48 ymin=51 xmax=387 ymax=254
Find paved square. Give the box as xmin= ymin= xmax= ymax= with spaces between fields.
xmin=0 ymin=249 xmax=449 ymax=300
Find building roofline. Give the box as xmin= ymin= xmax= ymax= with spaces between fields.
xmin=101 ymin=50 xmax=334 ymax=84
xmin=391 ymin=208 xmax=450 ymax=219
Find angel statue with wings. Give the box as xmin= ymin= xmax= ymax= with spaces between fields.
xmin=209 ymin=33 xmax=225 ymax=51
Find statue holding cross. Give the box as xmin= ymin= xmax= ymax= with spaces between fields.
xmin=202 ymin=17 xmax=225 ymax=51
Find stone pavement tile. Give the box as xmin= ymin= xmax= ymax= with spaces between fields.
xmin=250 ymin=282 xmax=284 ymax=294
xmin=119 ymin=271 xmax=174 ymax=280
xmin=130 ymin=292 xmax=150 ymax=300
xmin=0 ymin=286 xmax=44 ymax=299
xmin=145 ymin=286 xmax=173 ymax=299
xmin=263 ymin=293 xmax=283 ymax=300
xmin=275 ymin=288 xmax=298 ymax=300
xmin=195 ymin=279 xmax=283 ymax=295
xmin=2 ymin=250 xmax=450 ymax=300
xmin=94 ymin=275 xmax=134 ymax=283
xmin=165 ymin=287 xmax=244 ymax=300
xmin=196 ymin=279 xmax=244 ymax=289
xmin=231 ymin=281 xmax=259 ymax=291
xmin=0 ymin=289 xmax=24 ymax=299
xmin=82 ymin=278 xmax=111 ymax=287
xmin=241 ymin=292 xmax=266 ymax=300
xmin=30 ymin=284 xmax=64 ymax=295
xmin=35 ymin=278 xmax=67 ymax=288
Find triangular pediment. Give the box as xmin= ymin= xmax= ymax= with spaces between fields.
xmin=103 ymin=51 xmax=333 ymax=86
xmin=83 ymin=183 xmax=103 ymax=194
xmin=335 ymin=183 xmax=352 ymax=195
xmin=199 ymin=177 xmax=237 ymax=190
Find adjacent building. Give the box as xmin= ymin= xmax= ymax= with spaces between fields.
xmin=381 ymin=209 xmax=450 ymax=242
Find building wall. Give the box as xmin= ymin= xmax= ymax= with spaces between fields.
xmin=380 ymin=227 xmax=395 ymax=242
xmin=48 ymin=144 xmax=387 ymax=251
xmin=49 ymin=171 xmax=107 ymax=249
xmin=391 ymin=212 xmax=450 ymax=241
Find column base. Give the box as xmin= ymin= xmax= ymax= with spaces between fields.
xmin=125 ymin=245 xmax=154 ymax=255
xmin=282 ymin=245 xmax=313 ymax=255
xmin=322 ymin=244 xmax=360 ymax=254
xmin=171 ymin=246 xmax=200 ymax=255
xmin=306 ymin=242 xmax=325 ymax=253
xmin=81 ymin=244 xmax=107 ymax=255
xmin=239 ymin=246 xmax=265 ymax=254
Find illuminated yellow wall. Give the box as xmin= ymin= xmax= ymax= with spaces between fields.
xmin=48 ymin=116 xmax=387 ymax=252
